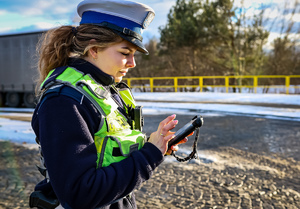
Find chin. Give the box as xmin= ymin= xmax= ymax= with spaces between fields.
xmin=115 ymin=78 xmax=122 ymax=83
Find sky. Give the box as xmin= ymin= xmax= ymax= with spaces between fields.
xmin=0 ymin=0 xmax=177 ymax=41
xmin=0 ymin=92 xmax=299 ymax=146
xmin=0 ymin=0 xmax=299 ymax=46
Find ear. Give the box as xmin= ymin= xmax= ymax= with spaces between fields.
xmin=88 ymin=39 xmax=98 ymax=59
xmin=88 ymin=46 xmax=98 ymax=60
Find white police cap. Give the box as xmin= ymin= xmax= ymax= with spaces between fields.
xmin=77 ymin=0 xmax=155 ymax=54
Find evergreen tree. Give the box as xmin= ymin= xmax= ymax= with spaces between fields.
xmin=159 ymin=0 xmax=269 ymax=79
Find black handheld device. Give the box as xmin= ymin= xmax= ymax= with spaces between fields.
xmin=29 ymin=191 xmax=59 ymax=209
xmin=128 ymin=105 xmax=144 ymax=132
xmin=133 ymin=106 xmax=144 ymax=132
xmin=168 ymin=115 xmax=203 ymax=149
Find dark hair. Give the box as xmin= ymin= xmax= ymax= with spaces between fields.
xmin=36 ymin=24 xmax=122 ymax=91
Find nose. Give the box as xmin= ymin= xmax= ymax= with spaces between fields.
xmin=126 ymin=55 xmax=136 ymax=68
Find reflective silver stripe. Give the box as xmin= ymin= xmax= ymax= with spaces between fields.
xmin=38 ymin=146 xmax=50 ymax=182
xmin=109 ymin=136 xmax=139 ymax=157
xmin=75 ymin=82 xmax=107 ymax=117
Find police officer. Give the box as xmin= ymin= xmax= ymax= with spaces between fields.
xmin=30 ymin=0 xmax=187 ymax=208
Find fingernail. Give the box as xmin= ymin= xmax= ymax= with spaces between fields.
xmin=171 ymin=114 xmax=176 ymax=117
xmin=174 ymin=120 xmax=178 ymax=124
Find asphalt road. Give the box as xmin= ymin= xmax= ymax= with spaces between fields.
xmin=143 ymin=114 xmax=300 ymax=161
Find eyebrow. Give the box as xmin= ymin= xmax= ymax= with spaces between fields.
xmin=121 ymin=46 xmax=136 ymax=52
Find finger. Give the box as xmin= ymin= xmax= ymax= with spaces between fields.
xmin=171 ymin=144 xmax=179 ymax=151
xmin=160 ymin=119 xmax=178 ymax=135
xmin=165 ymin=145 xmax=178 ymax=155
xmin=187 ymin=131 xmax=194 ymax=137
xmin=167 ymin=138 xmax=188 ymax=154
xmin=177 ymin=137 xmax=188 ymax=145
xmin=161 ymin=114 xmax=176 ymax=127
xmin=160 ymin=131 xmax=175 ymax=138
xmin=158 ymin=114 xmax=176 ymax=132
xmin=164 ymin=134 xmax=175 ymax=141
xmin=166 ymin=131 xmax=175 ymax=136
xmin=165 ymin=143 xmax=177 ymax=154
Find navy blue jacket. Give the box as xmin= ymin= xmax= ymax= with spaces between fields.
xmin=32 ymin=58 xmax=164 ymax=209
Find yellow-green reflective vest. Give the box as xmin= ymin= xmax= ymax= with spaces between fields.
xmin=41 ymin=67 xmax=146 ymax=168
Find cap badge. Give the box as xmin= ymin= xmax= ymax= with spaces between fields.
xmin=143 ymin=12 xmax=155 ymax=29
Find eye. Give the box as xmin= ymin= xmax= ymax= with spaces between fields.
xmin=121 ymin=52 xmax=130 ymax=56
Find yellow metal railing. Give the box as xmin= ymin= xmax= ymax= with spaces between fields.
xmin=123 ymin=75 xmax=300 ymax=94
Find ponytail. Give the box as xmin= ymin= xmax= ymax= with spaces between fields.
xmin=36 ymin=24 xmax=122 ymax=94
xmin=36 ymin=26 xmax=74 ymax=90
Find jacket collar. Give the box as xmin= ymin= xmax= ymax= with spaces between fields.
xmin=68 ymin=58 xmax=115 ymax=86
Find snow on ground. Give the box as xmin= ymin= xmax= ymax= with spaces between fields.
xmin=133 ymin=92 xmax=300 ymax=105
xmin=0 ymin=92 xmax=299 ymax=146
xmin=140 ymin=102 xmax=300 ymax=120
xmin=134 ymin=92 xmax=300 ymax=121
xmin=0 ymin=118 xmax=35 ymax=146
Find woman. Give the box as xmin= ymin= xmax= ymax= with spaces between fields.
xmin=31 ymin=0 xmax=187 ymax=208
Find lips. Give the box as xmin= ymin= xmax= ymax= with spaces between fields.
xmin=119 ymin=70 xmax=128 ymax=76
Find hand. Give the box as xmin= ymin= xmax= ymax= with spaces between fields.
xmin=165 ymin=137 xmax=188 ymax=155
xmin=166 ymin=131 xmax=193 ymax=154
xmin=148 ymin=114 xmax=187 ymax=155
xmin=148 ymin=114 xmax=177 ymax=154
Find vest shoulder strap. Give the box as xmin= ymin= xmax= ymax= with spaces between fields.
xmin=38 ymin=84 xmax=84 ymax=111
xmin=38 ymin=83 xmax=106 ymax=133
xmin=41 ymin=66 xmax=68 ymax=90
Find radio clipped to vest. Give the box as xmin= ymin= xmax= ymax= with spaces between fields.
xmin=127 ymin=105 xmax=144 ymax=132
xmin=114 ymin=82 xmax=144 ymax=132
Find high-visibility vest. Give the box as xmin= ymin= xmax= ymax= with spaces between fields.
xmin=40 ymin=66 xmax=146 ymax=168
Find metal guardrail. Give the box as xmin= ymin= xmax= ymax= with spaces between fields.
xmin=123 ymin=75 xmax=300 ymax=94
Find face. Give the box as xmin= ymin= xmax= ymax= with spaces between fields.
xmin=88 ymin=40 xmax=137 ymax=83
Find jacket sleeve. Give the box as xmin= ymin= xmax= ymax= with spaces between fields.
xmin=31 ymin=94 xmax=164 ymax=209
